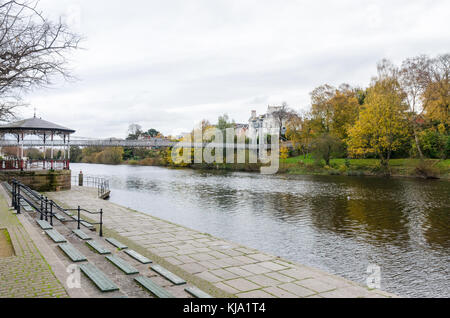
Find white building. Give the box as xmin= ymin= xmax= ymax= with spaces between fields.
xmin=247 ymin=106 xmax=286 ymax=141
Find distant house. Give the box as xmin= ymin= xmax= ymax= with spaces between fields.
xmin=248 ymin=106 xmax=287 ymax=140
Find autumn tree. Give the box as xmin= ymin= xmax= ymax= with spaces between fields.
xmin=285 ymin=111 xmax=314 ymax=158
xmin=422 ymin=54 xmax=449 ymax=127
xmin=347 ymin=77 xmax=409 ymax=174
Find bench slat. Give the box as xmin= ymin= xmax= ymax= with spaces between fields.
xmin=134 ymin=276 xmax=174 ymax=298
xmin=106 ymin=255 xmax=139 ymax=275
xmin=45 ymin=229 xmax=67 ymax=243
xmin=58 ymin=243 xmax=87 ymax=262
xmin=36 ymin=219 xmax=53 ymax=230
xmin=80 ymin=263 xmax=119 ymax=292
xmin=150 ymin=264 xmax=186 ymax=285
xmin=105 ymin=238 xmax=128 ymax=250
xmin=123 ymin=249 xmax=152 ymax=264
xmin=73 ymin=229 xmax=92 ymax=240
xmin=86 ymin=240 xmax=111 ymax=255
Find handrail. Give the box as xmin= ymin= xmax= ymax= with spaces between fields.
xmin=71 ymin=175 xmax=110 ymax=199
xmin=10 ymin=179 xmax=103 ymax=236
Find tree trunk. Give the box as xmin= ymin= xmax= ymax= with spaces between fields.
xmin=413 ymin=126 xmax=424 ymax=160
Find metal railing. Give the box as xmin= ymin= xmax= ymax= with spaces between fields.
xmin=0 ymin=159 xmax=70 ymax=171
xmin=71 ymin=175 xmax=110 ymax=199
xmin=10 ymin=179 xmax=104 ymax=236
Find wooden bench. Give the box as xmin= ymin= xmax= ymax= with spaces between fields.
xmin=45 ymin=229 xmax=67 ymax=243
xmin=123 ymin=249 xmax=152 ymax=264
xmin=79 ymin=263 xmax=119 ymax=292
xmin=73 ymin=229 xmax=92 ymax=240
xmin=134 ymin=276 xmax=174 ymax=298
xmin=58 ymin=243 xmax=87 ymax=262
xmin=150 ymin=264 xmax=186 ymax=285
xmin=106 ymin=255 xmax=139 ymax=275
xmin=105 ymin=238 xmax=128 ymax=250
xmin=36 ymin=219 xmax=53 ymax=230
xmin=86 ymin=240 xmax=111 ymax=255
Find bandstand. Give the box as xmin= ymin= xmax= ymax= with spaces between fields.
xmin=0 ymin=116 xmax=75 ymax=191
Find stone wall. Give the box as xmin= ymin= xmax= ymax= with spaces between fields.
xmin=0 ymin=170 xmax=71 ymax=192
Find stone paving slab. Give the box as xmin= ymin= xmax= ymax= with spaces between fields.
xmin=47 ymin=186 xmax=399 ymax=298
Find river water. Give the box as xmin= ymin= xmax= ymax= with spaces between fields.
xmin=72 ymin=163 xmax=449 ymax=298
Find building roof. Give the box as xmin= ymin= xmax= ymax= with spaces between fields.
xmin=0 ymin=117 xmax=76 ymax=134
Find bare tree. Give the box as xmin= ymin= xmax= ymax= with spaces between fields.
xmin=399 ymin=55 xmax=432 ymax=159
xmin=272 ymin=102 xmax=295 ymax=140
xmin=0 ymin=0 xmax=81 ymax=121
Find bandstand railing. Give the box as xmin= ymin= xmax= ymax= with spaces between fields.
xmin=0 ymin=159 xmax=70 ymax=171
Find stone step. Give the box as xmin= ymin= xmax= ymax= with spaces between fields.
xmin=72 ymin=229 xmax=92 ymax=240
xmin=105 ymin=237 xmax=128 ymax=250
xmin=185 ymin=287 xmax=213 ymax=298
xmin=150 ymin=264 xmax=186 ymax=286
xmin=45 ymin=229 xmax=67 ymax=243
xmin=79 ymin=263 xmax=119 ymax=292
xmin=86 ymin=240 xmax=111 ymax=255
xmin=36 ymin=219 xmax=53 ymax=230
xmin=123 ymin=249 xmax=152 ymax=264
xmin=58 ymin=243 xmax=87 ymax=262
xmin=134 ymin=276 xmax=175 ymax=298
xmin=106 ymin=255 xmax=139 ymax=275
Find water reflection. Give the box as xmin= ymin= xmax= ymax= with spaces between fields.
xmin=72 ymin=163 xmax=450 ymax=297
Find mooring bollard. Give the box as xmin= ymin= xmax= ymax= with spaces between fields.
xmin=79 ymin=171 xmax=83 ymax=187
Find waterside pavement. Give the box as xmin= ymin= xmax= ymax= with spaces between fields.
xmin=47 ymin=186 xmax=398 ymax=298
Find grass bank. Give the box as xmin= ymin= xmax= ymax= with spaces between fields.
xmin=279 ymin=157 xmax=450 ymax=179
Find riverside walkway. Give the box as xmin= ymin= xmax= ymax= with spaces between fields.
xmin=0 ymin=191 xmax=68 ymax=298
xmin=48 ymin=187 xmax=397 ymax=298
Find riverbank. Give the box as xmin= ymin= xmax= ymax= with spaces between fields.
xmin=47 ymin=186 xmax=397 ymax=298
xmin=279 ymin=157 xmax=450 ymax=179
xmin=83 ymin=157 xmax=450 ymax=180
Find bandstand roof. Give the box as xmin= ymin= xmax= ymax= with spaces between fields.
xmin=0 ymin=117 xmax=76 ymax=135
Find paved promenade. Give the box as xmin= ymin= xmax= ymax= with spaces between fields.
xmin=48 ymin=186 xmax=397 ymax=298
xmin=0 ymin=193 xmax=68 ymax=298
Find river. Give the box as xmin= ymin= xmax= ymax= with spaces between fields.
xmin=71 ymin=163 xmax=449 ymax=298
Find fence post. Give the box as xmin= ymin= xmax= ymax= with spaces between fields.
xmin=77 ymin=206 xmax=81 ymax=230
xmin=49 ymin=200 xmax=53 ymax=226
xmin=99 ymin=209 xmax=103 ymax=237
xmin=79 ymin=171 xmax=83 ymax=187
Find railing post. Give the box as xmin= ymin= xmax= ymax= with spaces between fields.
xmin=11 ymin=179 xmax=16 ymax=209
xmin=40 ymin=195 xmax=44 ymax=220
xmin=16 ymin=183 xmax=21 ymax=214
xmin=49 ymin=200 xmax=53 ymax=226
xmin=99 ymin=209 xmax=103 ymax=237
xmin=44 ymin=197 xmax=48 ymax=221
xmin=79 ymin=171 xmax=83 ymax=187
xmin=77 ymin=206 xmax=81 ymax=230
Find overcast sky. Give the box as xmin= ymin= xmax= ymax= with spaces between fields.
xmin=22 ymin=0 xmax=450 ymax=138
